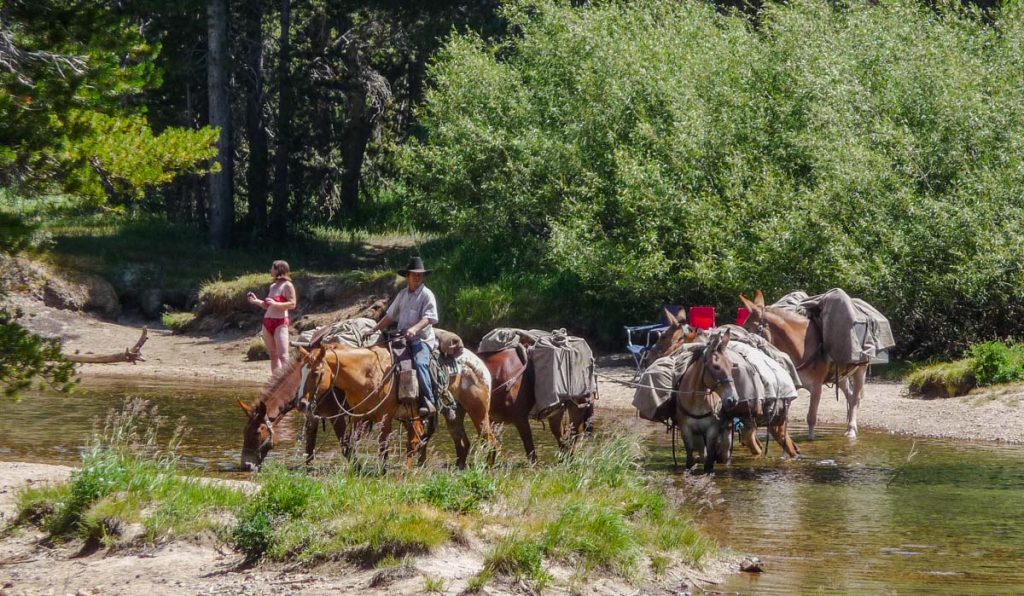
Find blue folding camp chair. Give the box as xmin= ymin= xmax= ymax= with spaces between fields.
xmin=624 ymin=306 xmax=683 ymax=380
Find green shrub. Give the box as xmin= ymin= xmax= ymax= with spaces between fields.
xmin=403 ymin=0 xmax=1024 ymax=357
xmin=968 ymin=341 xmax=1024 ymax=386
xmin=246 ymin=338 xmax=269 ymax=361
xmin=161 ymin=312 xmax=195 ymax=334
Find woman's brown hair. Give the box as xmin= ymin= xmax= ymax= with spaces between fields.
xmin=271 ymin=260 xmax=291 ymax=281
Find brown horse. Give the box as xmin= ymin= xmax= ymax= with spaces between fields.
xmin=650 ymin=308 xmax=705 ymax=361
xmin=480 ymin=346 xmax=594 ymax=462
xmin=673 ymin=330 xmax=737 ymax=472
xmin=296 ymin=343 xmax=499 ymax=469
xmin=740 ymin=289 xmax=867 ymax=439
xmin=239 ymin=357 xmax=307 ymax=471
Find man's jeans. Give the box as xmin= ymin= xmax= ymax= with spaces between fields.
xmin=409 ymin=339 xmax=435 ymax=406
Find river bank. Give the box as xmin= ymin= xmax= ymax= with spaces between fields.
xmin=11 ymin=290 xmax=1024 ymax=444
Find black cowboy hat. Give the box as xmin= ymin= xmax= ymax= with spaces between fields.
xmin=398 ymin=256 xmax=432 ymax=277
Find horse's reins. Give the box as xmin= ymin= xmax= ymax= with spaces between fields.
xmin=306 ymin=346 xmax=399 ymax=421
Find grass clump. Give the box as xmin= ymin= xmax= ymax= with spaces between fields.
xmin=907 ymin=359 xmax=976 ymax=398
xmin=420 ymin=467 xmax=496 ymax=513
xmin=160 ymin=311 xmax=195 ymax=334
xmin=906 ymin=341 xmax=1024 ymax=397
xmin=484 ymin=533 xmax=549 ymax=584
xmin=246 ymin=338 xmax=269 ymax=361
xmin=14 ymin=400 xmax=713 ymax=590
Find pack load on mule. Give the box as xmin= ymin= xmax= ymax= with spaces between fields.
xmin=478 ymin=327 xmax=597 ymax=418
xmin=771 ymin=289 xmax=895 ymax=365
xmin=633 ymin=327 xmax=800 ymax=424
xmin=632 ymin=348 xmax=699 ymax=422
xmin=633 ymin=324 xmax=801 ymax=468
xmin=296 ymin=317 xmax=379 ymax=347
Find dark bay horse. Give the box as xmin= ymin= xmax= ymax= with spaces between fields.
xmin=741 ymin=289 xmax=867 ymax=439
xmin=480 ymin=346 xmax=594 ymax=462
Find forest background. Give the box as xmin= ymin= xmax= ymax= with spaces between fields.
xmin=3 ymin=0 xmax=1024 ymax=393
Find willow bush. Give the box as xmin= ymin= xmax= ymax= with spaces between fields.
xmin=401 ymin=0 xmax=1024 ymax=357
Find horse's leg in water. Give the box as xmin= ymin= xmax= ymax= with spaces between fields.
xmin=566 ymin=403 xmax=591 ymax=454
xmin=331 ymin=416 xmax=349 ymax=459
xmin=716 ymin=420 xmax=732 ymax=464
xmin=548 ymin=408 xmax=568 ymax=452
xmin=842 ymin=366 xmax=866 ymax=438
xmin=445 ymin=406 xmax=470 ymax=469
xmin=805 ymin=377 xmax=825 ymax=441
xmin=703 ymin=421 xmax=721 ymax=473
xmin=680 ymin=419 xmax=698 ymax=470
xmin=303 ymin=413 xmax=320 ymax=464
xmin=464 ymin=397 xmax=499 ymax=467
xmin=514 ymin=418 xmax=537 ymax=463
xmin=768 ymin=422 xmax=800 ymax=457
xmin=740 ymin=423 xmax=763 ymax=457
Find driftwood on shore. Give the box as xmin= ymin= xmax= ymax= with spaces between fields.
xmin=65 ymin=328 xmax=148 ymax=364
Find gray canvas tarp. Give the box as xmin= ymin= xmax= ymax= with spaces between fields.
xmin=298 ymin=317 xmax=379 ymax=347
xmin=719 ymin=324 xmax=801 ymax=389
xmin=632 ymin=349 xmax=698 ymax=422
xmin=726 ymin=346 xmax=765 ymax=409
xmin=729 ymin=342 xmax=798 ymax=401
xmin=530 ymin=330 xmax=595 ymax=418
xmin=773 ymin=289 xmax=895 ymax=366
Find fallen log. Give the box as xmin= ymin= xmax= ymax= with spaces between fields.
xmin=65 ymin=328 xmax=148 ymax=364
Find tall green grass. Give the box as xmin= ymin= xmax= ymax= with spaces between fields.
xmin=15 ymin=400 xmax=715 ymax=590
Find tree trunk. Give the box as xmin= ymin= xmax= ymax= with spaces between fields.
xmin=339 ymin=44 xmax=389 ymax=217
xmin=64 ymin=328 xmax=148 ymax=364
xmin=241 ymin=0 xmax=268 ymax=236
xmin=270 ymin=0 xmax=292 ymax=241
xmin=207 ymin=0 xmax=233 ymax=249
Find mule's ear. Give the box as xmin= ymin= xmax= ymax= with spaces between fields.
xmin=754 ymin=289 xmax=765 ymax=308
xmin=238 ymin=399 xmax=254 ymax=418
xmin=721 ymin=328 xmax=732 ymax=348
xmin=740 ymin=294 xmax=757 ymax=312
xmin=664 ymin=308 xmax=678 ymax=327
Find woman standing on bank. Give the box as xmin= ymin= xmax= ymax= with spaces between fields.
xmin=247 ymin=260 xmax=297 ymax=373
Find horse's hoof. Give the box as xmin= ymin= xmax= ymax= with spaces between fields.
xmin=807 ymin=430 xmax=816 ymax=441
xmin=844 ymin=429 xmax=858 ymax=439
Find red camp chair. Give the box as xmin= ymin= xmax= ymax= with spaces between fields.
xmin=736 ymin=307 xmax=750 ymax=326
xmin=688 ymin=306 xmax=716 ymax=330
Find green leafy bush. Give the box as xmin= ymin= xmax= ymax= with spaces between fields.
xmin=403 ymin=0 xmax=1024 ymax=357
xmin=968 ymin=341 xmax=1024 ymax=386
xmin=420 ymin=468 xmax=497 ymax=513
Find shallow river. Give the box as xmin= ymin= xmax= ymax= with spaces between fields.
xmin=2 ymin=378 xmax=1023 ymax=593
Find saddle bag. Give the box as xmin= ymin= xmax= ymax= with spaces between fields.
xmin=530 ymin=330 xmax=596 ymax=418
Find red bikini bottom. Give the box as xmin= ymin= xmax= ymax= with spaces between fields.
xmin=263 ymin=317 xmax=289 ymax=334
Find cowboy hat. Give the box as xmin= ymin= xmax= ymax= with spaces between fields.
xmin=398 ymin=256 xmax=432 ymax=276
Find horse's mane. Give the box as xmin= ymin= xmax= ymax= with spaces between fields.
xmin=257 ymin=356 xmax=303 ymax=406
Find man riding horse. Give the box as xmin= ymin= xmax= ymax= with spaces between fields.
xmin=366 ymin=256 xmax=442 ymax=418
